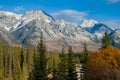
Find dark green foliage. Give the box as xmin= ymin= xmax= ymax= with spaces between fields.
xmin=47 ymin=51 xmax=60 ymax=80
xmin=0 ymin=43 xmax=3 ymax=69
xmin=26 ymin=48 xmax=32 ymax=72
xmin=57 ymin=48 xmax=67 ymax=80
xmin=80 ymin=42 xmax=90 ymax=63
xmin=3 ymin=46 xmax=10 ymax=78
xmin=51 ymin=59 xmax=58 ymax=80
xmin=20 ymin=48 xmax=24 ymax=71
xmin=28 ymin=32 xmax=48 ymax=80
xmin=0 ymin=43 xmax=4 ymax=79
xmin=67 ymin=46 xmax=77 ymax=80
xmin=12 ymin=52 xmax=21 ymax=80
xmin=79 ymin=42 xmax=91 ymax=80
xmin=101 ymin=32 xmax=111 ymax=49
xmin=0 ymin=31 xmax=116 ymax=80
xmin=0 ymin=43 xmax=34 ymax=80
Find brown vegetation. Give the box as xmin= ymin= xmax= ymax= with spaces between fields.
xmin=85 ymin=47 xmax=120 ymax=80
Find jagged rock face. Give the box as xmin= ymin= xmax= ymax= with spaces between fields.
xmin=110 ymin=29 xmax=120 ymax=48
xmin=80 ymin=19 xmax=98 ymax=28
xmin=10 ymin=11 xmax=98 ymax=51
xmin=0 ymin=10 xmax=119 ymax=51
xmin=0 ymin=11 xmax=21 ymax=31
xmin=83 ymin=23 xmax=113 ymax=39
xmin=0 ymin=30 xmax=18 ymax=46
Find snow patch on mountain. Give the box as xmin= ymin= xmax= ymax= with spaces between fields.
xmin=0 ymin=10 xmax=119 ymax=51
xmin=22 ymin=10 xmax=53 ymax=23
xmin=0 ymin=11 xmax=22 ymax=20
xmin=110 ymin=29 xmax=120 ymax=48
xmin=5 ymin=27 xmax=11 ymax=31
xmin=83 ymin=23 xmax=113 ymax=39
xmin=80 ymin=19 xmax=98 ymax=28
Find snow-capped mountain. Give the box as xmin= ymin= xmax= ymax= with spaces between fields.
xmin=80 ymin=19 xmax=98 ymax=28
xmin=80 ymin=19 xmax=113 ymax=39
xmin=0 ymin=11 xmax=22 ymax=31
xmin=0 ymin=10 xmax=119 ymax=51
xmin=110 ymin=29 xmax=120 ymax=48
xmin=9 ymin=10 xmax=99 ymax=51
xmin=82 ymin=23 xmax=113 ymax=39
xmin=0 ymin=30 xmax=18 ymax=46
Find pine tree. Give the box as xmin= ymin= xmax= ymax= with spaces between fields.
xmin=26 ymin=48 xmax=32 ymax=73
xmin=51 ymin=59 xmax=58 ymax=80
xmin=101 ymin=32 xmax=111 ymax=49
xmin=80 ymin=42 xmax=90 ymax=63
xmin=12 ymin=52 xmax=21 ymax=80
xmin=20 ymin=48 xmax=24 ymax=71
xmin=0 ymin=43 xmax=4 ymax=79
xmin=57 ymin=48 xmax=67 ymax=80
xmin=67 ymin=46 xmax=77 ymax=80
xmin=28 ymin=32 xmax=48 ymax=80
xmin=0 ymin=43 xmax=3 ymax=69
xmin=3 ymin=46 xmax=10 ymax=78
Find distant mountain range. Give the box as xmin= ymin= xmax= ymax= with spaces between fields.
xmin=0 ymin=10 xmax=119 ymax=52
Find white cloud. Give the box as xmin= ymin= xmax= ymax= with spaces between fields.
xmin=107 ymin=0 xmax=120 ymax=4
xmin=104 ymin=20 xmax=120 ymax=29
xmin=50 ymin=10 xmax=88 ymax=23
xmin=14 ymin=6 xmax=24 ymax=11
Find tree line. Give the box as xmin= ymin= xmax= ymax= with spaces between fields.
xmin=0 ymin=32 xmax=120 ymax=80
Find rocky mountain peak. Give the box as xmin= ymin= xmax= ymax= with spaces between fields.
xmin=80 ymin=19 xmax=98 ymax=28
xmin=110 ymin=29 xmax=120 ymax=48
xmin=0 ymin=10 xmax=119 ymax=51
xmin=22 ymin=10 xmax=54 ymax=23
xmin=0 ymin=11 xmax=21 ymax=20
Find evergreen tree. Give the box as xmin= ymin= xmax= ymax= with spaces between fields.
xmin=20 ymin=48 xmax=24 ymax=71
xmin=26 ymin=48 xmax=32 ymax=72
xmin=101 ymin=32 xmax=111 ymax=49
xmin=80 ymin=42 xmax=90 ymax=63
xmin=3 ymin=46 xmax=10 ymax=78
xmin=12 ymin=52 xmax=21 ymax=80
xmin=57 ymin=47 xmax=67 ymax=80
xmin=0 ymin=43 xmax=4 ymax=79
xmin=51 ymin=59 xmax=57 ymax=80
xmin=0 ymin=43 xmax=3 ymax=69
xmin=67 ymin=46 xmax=77 ymax=80
xmin=28 ymin=32 xmax=48 ymax=80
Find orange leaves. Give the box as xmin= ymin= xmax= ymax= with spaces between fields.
xmin=85 ymin=47 xmax=120 ymax=80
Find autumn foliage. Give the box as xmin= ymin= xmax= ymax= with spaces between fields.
xmin=85 ymin=47 xmax=120 ymax=80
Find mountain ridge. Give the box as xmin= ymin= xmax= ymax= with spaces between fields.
xmin=0 ymin=10 xmax=119 ymax=51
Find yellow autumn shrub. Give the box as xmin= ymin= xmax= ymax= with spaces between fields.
xmin=85 ymin=47 xmax=120 ymax=80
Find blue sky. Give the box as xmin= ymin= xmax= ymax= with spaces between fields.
xmin=0 ymin=0 xmax=120 ymax=29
